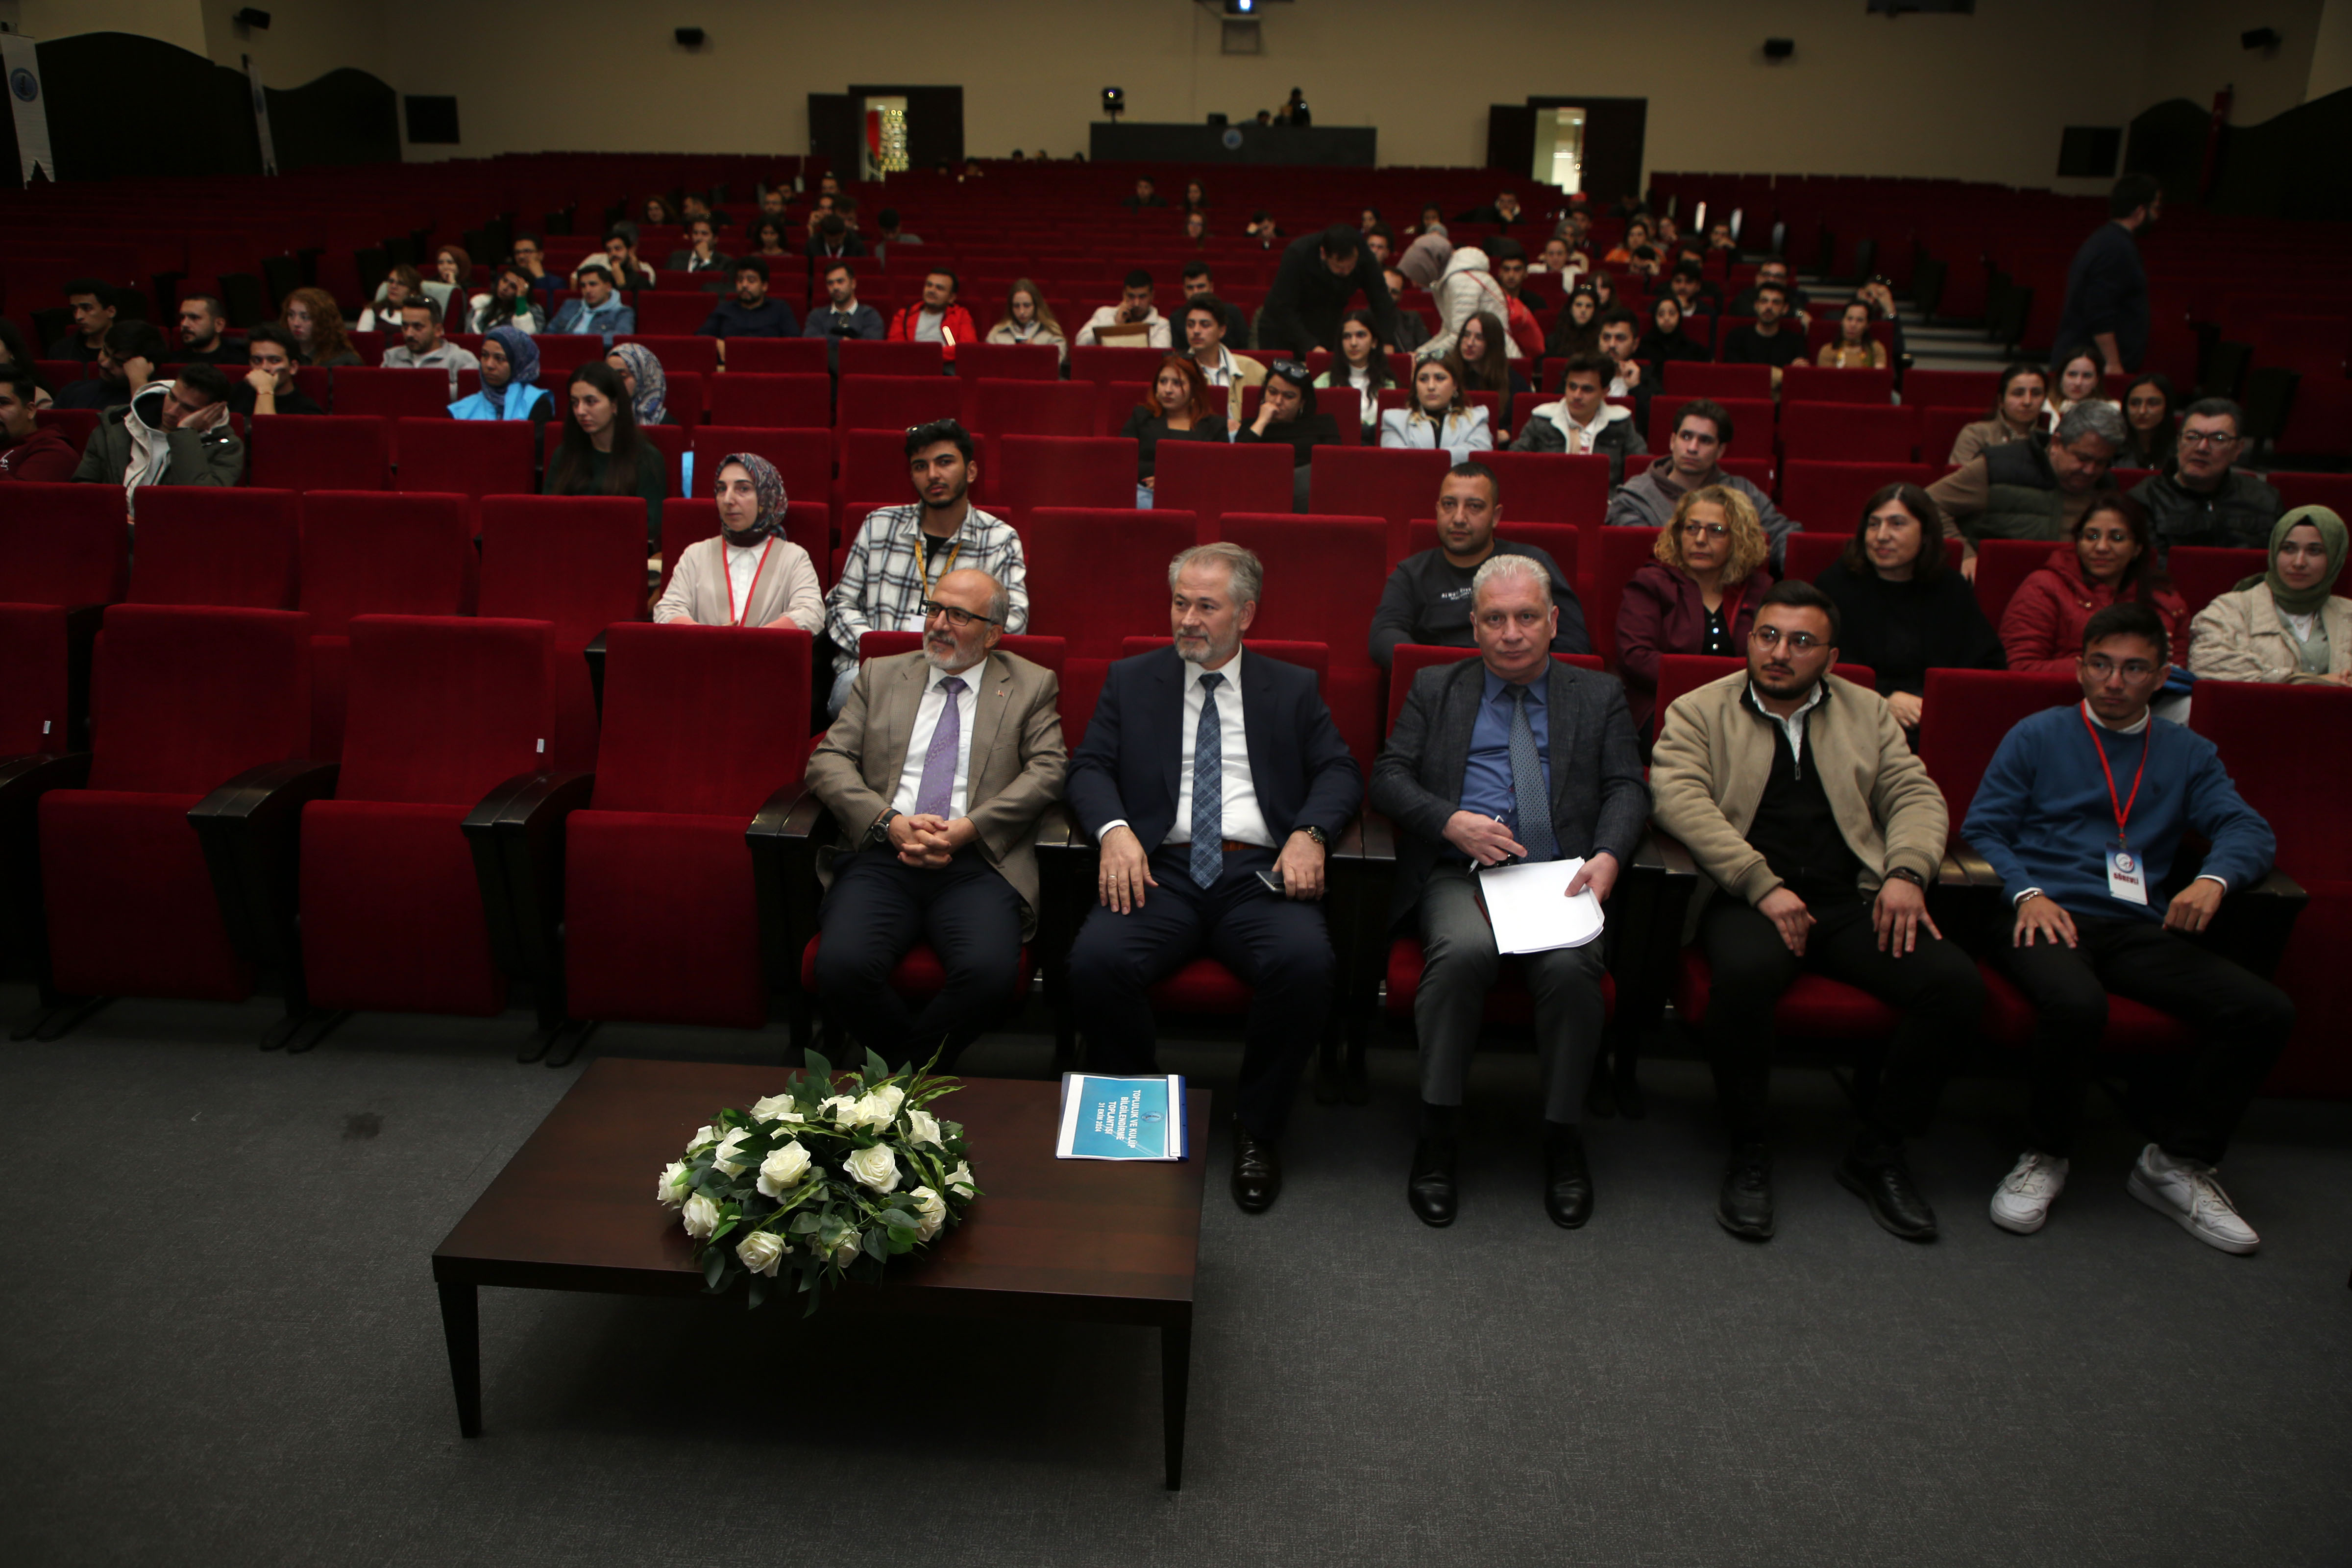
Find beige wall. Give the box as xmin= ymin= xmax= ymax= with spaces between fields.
xmin=15 ymin=0 xmax=2345 ymax=185
xmin=2307 ymin=0 xmax=2352 ymax=100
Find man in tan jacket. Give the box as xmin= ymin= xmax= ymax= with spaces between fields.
xmin=806 ymin=567 xmax=1067 ymax=1067
xmin=1650 ymin=580 xmax=1982 ymax=1245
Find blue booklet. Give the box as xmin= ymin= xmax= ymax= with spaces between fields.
xmin=1055 ymin=1073 xmax=1188 ymax=1161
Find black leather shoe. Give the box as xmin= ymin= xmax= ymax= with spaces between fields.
xmin=1407 ymin=1138 xmax=1457 ymax=1227
xmin=1611 ymin=1056 xmax=1648 ymax=1121
xmin=1837 ymin=1154 xmax=1938 ymax=1241
xmin=1716 ymin=1144 xmax=1775 ymax=1240
xmin=1543 ymin=1127 xmax=1593 ymax=1228
xmin=1230 ymin=1128 xmax=1282 ymax=1214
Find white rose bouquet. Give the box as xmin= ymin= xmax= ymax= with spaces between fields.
xmin=656 ymin=1049 xmax=979 ymax=1312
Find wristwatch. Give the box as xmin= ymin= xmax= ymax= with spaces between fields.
xmin=1884 ymin=866 xmax=1925 ymax=888
xmin=1299 ymin=825 xmax=1327 ymax=847
xmin=867 ymin=809 xmax=900 ymax=849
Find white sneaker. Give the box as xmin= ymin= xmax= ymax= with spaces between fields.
xmin=2127 ymin=1143 xmax=2260 ymax=1255
xmin=1989 ymin=1150 xmax=2069 ymax=1234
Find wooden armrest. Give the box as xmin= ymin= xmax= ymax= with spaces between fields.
xmin=462 ymin=769 xmax=578 ymax=978
xmin=1034 ymin=802 xmax=1091 ymax=855
xmin=1637 ymin=827 xmax=1698 ymax=877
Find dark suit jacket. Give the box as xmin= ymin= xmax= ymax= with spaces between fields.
xmin=1369 ymin=657 xmax=1649 ymax=925
xmin=1066 ymin=646 xmax=1362 ymax=853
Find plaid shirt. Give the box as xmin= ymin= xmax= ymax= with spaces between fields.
xmin=824 ymin=502 xmax=1029 ymax=674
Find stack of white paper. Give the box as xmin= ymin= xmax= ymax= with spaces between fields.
xmin=1477 ymin=857 xmax=1606 ymax=954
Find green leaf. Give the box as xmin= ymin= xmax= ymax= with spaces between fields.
xmin=802 ymin=1047 xmax=833 ymax=1085
xmin=709 ymin=1218 xmax=738 ymax=1247
xmin=862 ymin=1048 xmax=891 ymax=1081
xmin=862 ymin=1228 xmax=889 ymax=1261
xmin=879 ymin=1208 xmax=915 ymax=1231
xmin=701 ymin=1248 xmax=727 ymax=1291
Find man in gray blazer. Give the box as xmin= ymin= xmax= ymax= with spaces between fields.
xmin=1370 ymin=554 xmax=1648 ymax=1229
xmin=806 ymin=567 xmax=1067 ymax=1068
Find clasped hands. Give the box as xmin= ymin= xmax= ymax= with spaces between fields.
xmin=1095 ymin=824 xmax=1325 ymax=912
xmin=885 ymin=811 xmax=975 ymax=869
xmin=1440 ymin=812 xmax=1618 ymax=902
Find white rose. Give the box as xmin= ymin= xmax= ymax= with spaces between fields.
xmin=844 ymin=1142 xmax=901 ymax=1193
xmin=851 ymin=1091 xmax=901 ymax=1132
xmin=831 ymin=1229 xmax=863 ymax=1266
xmin=712 ymin=1127 xmax=754 ymax=1177
xmin=819 ymin=1094 xmax=860 ymax=1125
xmin=735 ymin=1229 xmax=785 ymax=1277
xmin=656 ymin=1160 xmax=692 ymax=1207
xmin=756 ymin=1140 xmax=812 ymax=1199
xmin=681 ymin=1193 xmax=721 ymax=1240
xmin=902 ymin=1107 xmax=942 ymax=1147
xmin=750 ymin=1093 xmax=804 ymax=1123
xmin=688 ymin=1124 xmax=719 ymax=1152
xmin=944 ymin=1160 xmax=977 ymax=1197
xmin=907 ymin=1185 xmax=948 ymax=1242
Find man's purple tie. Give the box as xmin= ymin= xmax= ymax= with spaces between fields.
xmin=914 ymin=676 xmax=966 ymax=818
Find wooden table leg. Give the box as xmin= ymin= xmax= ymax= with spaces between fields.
xmin=1160 ymin=1310 xmax=1191 ymax=1491
xmin=437 ymin=1278 xmax=482 ymax=1438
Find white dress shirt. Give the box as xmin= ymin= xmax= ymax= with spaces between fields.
xmin=722 ymin=539 xmax=768 ymax=624
xmin=891 ymin=661 xmax=981 ymax=821
xmin=1168 ymin=650 xmax=1273 ymax=848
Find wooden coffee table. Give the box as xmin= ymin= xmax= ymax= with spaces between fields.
xmin=432 ymin=1058 xmax=1211 ymax=1487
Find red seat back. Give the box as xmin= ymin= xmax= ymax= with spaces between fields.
xmin=2163 ymin=545 xmax=2265 ymax=618
xmin=2190 ymin=680 xmax=2352 ymax=874
xmin=248 ymin=415 xmax=391 ymax=490
xmin=0 ymin=484 xmax=131 ymax=605
xmin=1779 ymin=461 xmax=1940 ymax=539
xmin=1904 ymin=369 xmax=2001 ymax=410
xmin=1584 ymin=523 xmax=1664 ymax=668
xmin=1023 ymin=508 xmax=1199 ymax=660
xmin=1477 ymin=451 xmax=1613 ymax=529
xmin=477 ymin=495 xmax=648 ymax=642
xmin=1921 ymin=407 xmax=1980 ymax=466
xmin=1783 ymin=363 xmax=1895 ymax=405
xmin=297 ymin=491 xmax=475 ymax=634
xmin=0 ymin=603 xmax=70 ymax=755
xmin=724 ymin=338 xmax=830 ymax=375
xmin=394 ymin=418 xmax=537 ymax=502
xmin=1780 ymin=402 xmax=1921 ymax=464
xmin=1069 ymin=345 xmax=1170 ymax=387
xmin=838 ymin=341 xmax=945 ymax=378
xmin=1153 ymin=440 xmax=1290 ymax=537
xmin=87 ymin=604 xmax=312 ymax=792
xmin=338 ymin=615 xmax=553 ymax=805
xmin=1308 ymin=446 xmax=1452 ymax=558
xmin=704 ymin=373 xmax=831 ymax=429
xmin=617 ymin=334 xmax=720 ymax=376
xmin=1216 ymin=513 xmax=1388 ymax=764
xmin=332 ymin=368 xmax=453 ymax=421
xmin=690 ymin=427 xmax=833 ymax=507
xmin=1917 ymin=668 xmax=2083 ymax=827
xmin=837 ymin=374 xmax=960 ymax=433
xmin=2269 ymin=471 xmax=2352 ymax=515
xmin=1663 ymin=362 xmax=1772 ymax=399
xmin=991 ymin=434 xmax=1136 ymax=513
xmin=1972 ymin=538 xmax=2058 ymax=625
xmin=591 ymin=622 xmax=813 ymax=813
xmin=129 ymin=488 xmax=300 ymax=609
xmin=952 ymin=342 xmax=1060 ymax=381
xmin=968 ymin=378 xmax=1096 ymax=437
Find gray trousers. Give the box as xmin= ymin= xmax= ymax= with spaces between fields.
xmin=1414 ymin=864 xmax=1609 ymax=1125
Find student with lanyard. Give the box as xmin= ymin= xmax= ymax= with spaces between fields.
xmin=1962 ymin=600 xmax=2290 ymax=1254
xmin=653 ymin=452 xmax=824 ymax=632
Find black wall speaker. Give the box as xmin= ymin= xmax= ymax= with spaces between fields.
xmin=674 ymin=26 xmax=706 ymax=47
xmin=232 ymin=8 xmax=271 ymax=28
xmin=1763 ymin=38 xmax=1795 ymax=60
xmin=2242 ymin=26 xmax=2281 ymax=49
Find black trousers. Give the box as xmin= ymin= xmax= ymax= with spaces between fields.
xmin=1698 ymin=890 xmax=1984 ymax=1153
xmin=1068 ymin=843 xmax=1334 ymax=1140
xmin=813 ymin=847 xmax=1025 ymax=1070
xmin=1989 ymin=910 xmax=2293 ymax=1163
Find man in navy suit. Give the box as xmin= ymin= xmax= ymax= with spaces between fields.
xmin=1064 ymin=543 xmax=1364 ymax=1213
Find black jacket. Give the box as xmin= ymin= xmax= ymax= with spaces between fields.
xmin=1368 ymin=540 xmax=1590 ymax=669
xmin=1259 ymin=231 xmax=1399 ymax=357
xmin=1812 ymin=560 xmax=2006 ymax=700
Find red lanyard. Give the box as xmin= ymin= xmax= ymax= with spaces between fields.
xmin=724 ymin=538 xmax=775 ymax=628
xmin=2080 ymin=701 xmax=2151 ymax=848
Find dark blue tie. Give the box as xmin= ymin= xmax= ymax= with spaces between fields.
xmin=1191 ymin=672 xmax=1225 ymax=888
xmin=1509 ymin=684 xmax=1558 ymax=862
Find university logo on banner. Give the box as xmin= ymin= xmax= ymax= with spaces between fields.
xmin=0 ymin=33 xmax=54 ymax=184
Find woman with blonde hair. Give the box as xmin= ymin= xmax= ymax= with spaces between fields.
xmin=1616 ymin=483 xmax=1777 ymax=736
xmin=280 ymin=286 xmax=360 ymax=368
xmin=1816 ymin=300 xmax=1888 ymax=369
xmin=984 ymin=278 xmax=1068 ymax=364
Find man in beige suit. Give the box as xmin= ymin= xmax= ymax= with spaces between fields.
xmin=806 ymin=566 xmax=1067 ymax=1067
xmin=1182 ymin=294 xmax=1267 ymax=424
xmin=653 ymin=452 xmax=825 ymax=631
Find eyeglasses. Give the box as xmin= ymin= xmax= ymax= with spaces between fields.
xmin=1750 ymin=626 xmax=1826 ymax=651
xmin=2179 ymin=430 xmax=2241 ymax=448
xmin=2083 ymin=657 xmax=2159 ymax=679
xmin=921 ymin=600 xmax=999 ymax=629
xmin=1270 ymin=360 xmax=1308 ymax=379
xmin=1679 ymin=523 xmax=1729 ymax=539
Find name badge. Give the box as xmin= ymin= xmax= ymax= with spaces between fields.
xmin=2106 ymin=841 xmax=2148 ymax=905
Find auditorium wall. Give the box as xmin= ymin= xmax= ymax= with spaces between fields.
xmin=8 ymin=0 xmax=2340 ymax=189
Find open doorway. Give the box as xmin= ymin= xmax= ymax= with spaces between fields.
xmin=1535 ymin=107 xmax=1586 ymax=193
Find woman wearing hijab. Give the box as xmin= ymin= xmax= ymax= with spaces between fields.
xmin=1638 ymin=296 xmax=1710 ymax=369
xmin=605 ymin=342 xmax=670 ymax=426
xmin=448 ymin=326 xmax=553 ymax=424
xmin=2188 ymin=506 xmax=2352 ymax=685
xmin=654 ymin=452 xmax=825 ymax=630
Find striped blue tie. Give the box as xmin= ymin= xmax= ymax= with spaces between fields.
xmin=1509 ymin=684 xmax=1558 ymax=862
xmin=1191 ymin=672 xmax=1225 ymax=888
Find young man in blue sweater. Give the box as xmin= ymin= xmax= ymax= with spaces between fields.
xmin=1963 ymin=603 xmax=2292 ymax=1253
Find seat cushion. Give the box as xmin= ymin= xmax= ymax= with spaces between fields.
xmin=1676 ymin=951 xmax=1902 ymax=1037
xmin=798 ymin=935 xmax=1032 ymax=1003
xmin=1387 ymin=935 xmax=1615 ymax=1024
xmin=1148 ymin=956 xmax=1253 ymax=1014
xmin=300 ymin=800 xmax=506 ymax=1016
xmin=40 ymin=789 xmax=252 ymax=1001
xmin=1979 ymin=965 xmax=2199 ymax=1052
xmin=564 ymin=810 xmax=764 ymax=1028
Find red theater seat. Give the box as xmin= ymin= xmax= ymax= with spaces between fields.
xmin=395 ymin=419 xmax=538 ymax=509
xmin=1582 ymin=522 xmax=1665 ymax=669
xmin=1023 ymin=508 xmax=1201 ymax=748
xmin=0 ymin=485 xmax=130 ymax=606
xmin=991 ymin=435 xmax=1136 ymax=514
xmin=619 ymin=334 xmax=719 ymax=377
xmin=724 ymin=339 xmax=830 ymax=376
xmin=1971 ymin=538 xmax=2057 ymax=625
xmin=705 ymin=373 xmax=831 ymax=429
xmin=839 ymin=341 xmax=945 ymax=378
xmin=0 ymin=603 xmax=71 ymax=758
xmin=837 ymin=375 xmax=960 ymax=433
xmin=297 ymin=491 xmax=476 ymax=758
xmin=332 ymin=368 xmax=456 ymax=422
xmin=952 ymin=342 xmax=1060 ymax=381
xmin=128 ymin=489 xmax=300 ymax=609
xmin=477 ymin=496 xmax=649 ymax=768
xmin=1782 ymin=363 xmax=1895 ymax=405
xmin=967 ymin=378 xmax=1096 ymax=438
xmin=1153 ymin=440 xmax=1291 ymax=536
xmin=1779 ymin=402 xmax=1922 ymax=464
xmin=1308 ymin=446 xmax=1452 ymax=558
xmin=2163 ymin=546 xmax=2265 ymax=618
xmin=1216 ymin=514 xmax=1389 ymax=766
xmin=1475 ymin=452 xmax=1613 ymax=529
xmin=1779 ymin=461 xmax=1939 ymax=538
xmin=247 ymin=415 xmax=391 ymax=491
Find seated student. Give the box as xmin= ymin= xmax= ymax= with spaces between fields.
xmin=468 ymin=265 xmax=547 ymax=336
xmin=0 ymin=364 xmax=78 ymax=481
xmin=1368 ymin=461 xmax=1588 ymax=668
xmin=543 ymin=361 xmax=667 ymax=545
xmin=1423 ymin=245 xmax=1511 ymax=366
xmin=2117 ymin=372 xmax=2177 ymax=471
xmin=1651 ymin=580 xmax=1980 ymax=1242
xmin=1602 ymin=219 xmax=1653 ymax=266
xmin=572 ymin=225 xmax=657 ymax=289
xmin=1949 ymin=363 xmax=2050 ymax=466
xmin=1593 ymin=306 xmax=1652 ymax=421
xmin=549 ymin=266 xmax=637 ymax=346
xmin=1181 ymin=210 xmax=1210 ymax=247
xmin=49 ymin=279 xmax=117 ymax=362
xmin=1930 ymin=401 xmax=2125 ymax=571
xmin=1607 ymin=399 xmax=1799 ymax=564
xmin=654 ymin=453 xmax=824 ymax=632
xmin=824 ymin=419 xmax=1029 ymax=716
xmin=279 ymin=287 xmax=361 ymax=368
xmin=433 ymin=245 xmax=475 ymax=318
xmin=0 ymin=319 xmax=53 ymax=409
xmin=2126 ymin=398 xmax=2282 ymax=553
xmin=383 ymin=296 xmax=481 ymax=398
xmin=1124 ymin=176 xmax=1169 ymax=210
xmin=2045 ymin=347 xmax=2111 ymax=422
xmin=807 ymin=561 xmax=1066 ymax=1068
xmin=174 ymin=294 xmax=245 ymax=368
xmin=507 ymin=235 xmax=564 ymax=313
xmin=1813 ymin=484 xmax=2004 ymax=732
xmin=448 ymin=325 xmax=554 ymax=425
xmin=1617 ymin=485 xmax=1778 ymax=738
xmin=1816 ymin=300 xmax=1888 ymax=369
xmin=641 ymin=195 xmax=679 ymax=227
xmin=1999 ymin=493 xmax=2188 ymax=676
xmin=1963 ymin=602 xmax=2291 ymax=1253
xmin=744 ymin=217 xmax=793 ymax=261
xmin=1381 ymin=358 xmax=1492 ymax=463
xmin=1663 ymin=258 xmax=1721 ymax=319
xmin=1076 ymin=270 xmax=1172 ymax=349
xmin=1480 ymin=238 xmax=1548 ymax=360
xmin=1728 ymin=259 xmax=1813 ymax=321
xmin=665 ymin=217 xmax=733 ymax=283
xmin=605 ymin=343 xmax=671 ymax=427
xmin=1447 ymin=312 xmax=1527 ymax=433
xmin=1232 ymin=359 xmax=1340 ymax=511
xmin=71 ymin=365 xmax=243 ymax=507
xmin=1314 ymin=308 xmax=1393 ymax=436
xmin=2188 ymin=505 xmax=2352 ymax=685
xmin=1180 ymin=294 xmax=1267 ymax=424
xmin=872 ymin=207 xmax=923 ymax=254
xmin=1120 ymin=354 xmax=1229 ymax=506
xmin=1180 ymin=261 xmax=1251 ymax=347
xmin=1638 ymin=296 xmax=1710 ymax=372
xmin=1546 ymin=284 xmax=1603 ymax=361
xmin=887 ymin=269 xmax=980 ymax=350
xmin=357 ymin=265 xmax=438 ymax=335
xmin=984 ymin=278 xmax=1068 ymax=364
xmin=698 ymin=258 xmax=799 ymax=342
xmin=1370 ymin=552 xmax=1643 ymax=1229
xmin=1718 ymin=280 xmax=1807 ymax=390
xmin=1509 ymin=352 xmax=1646 ymax=483
xmin=54 ymin=321 xmax=166 ymax=412
xmin=228 ymin=325 xmax=325 ymax=416
xmin=803 ymin=261 xmax=885 ymax=343
xmin=805 ymin=214 xmax=865 ymax=261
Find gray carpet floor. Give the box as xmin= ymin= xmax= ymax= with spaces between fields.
xmin=2 ymin=982 xmax=2347 ymax=1568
